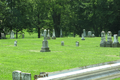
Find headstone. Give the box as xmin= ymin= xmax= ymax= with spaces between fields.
xmin=10 ymin=30 xmax=14 ymax=39
xmin=21 ymin=72 xmax=31 ymax=80
xmin=76 ymin=41 xmax=79 ymax=47
xmin=88 ymin=31 xmax=92 ymax=37
xmin=61 ymin=41 xmax=64 ymax=46
xmin=106 ymin=31 xmax=112 ymax=47
xmin=100 ymin=31 xmax=106 ymax=47
xmin=112 ymin=34 xmax=119 ymax=47
xmin=47 ymin=29 xmax=50 ymax=40
xmin=118 ymin=30 xmax=120 ymax=36
xmin=92 ymin=34 xmax=95 ymax=37
xmin=40 ymin=29 xmax=50 ymax=52
xmin=81 ymin=33 xmax=85 ymax=40
xmin=22 ymin=34 xmax=24 ymax=38
xmin=12 ymin=70 xmax=21 ymax=80
xmin=60 ymin=29 xmax=62 ymax=37
xmin=1 ymin=33 xmax=5 ymax=39
xmin=52 ymin=29 xmax=56 ymax=39
xmin=83 ymin=29 xmax=86 ymax=37
xmin=14 ymin=40 xmax=17 ymax=46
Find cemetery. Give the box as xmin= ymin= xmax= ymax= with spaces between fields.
xmin=0 ymin=30 xmax=120 ymax=80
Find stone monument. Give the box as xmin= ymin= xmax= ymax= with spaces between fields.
xmin=88 ymin=31 xmax=92 ymax=37
xmin=81 ymin=33 xmax=85 ymax=40
xmin=14 ymin=40 xmax=17 ymax=46
xmin=106 ymin=31 xmax=112 ymax=47
xmin=47 ymin=29 xmax=50 ymax=40
xmin=10 ymin=30 xmax=14 ymax=39
xmin=60 ymin=29 xmax=62 ymax=37
xmin=76 ymin=41 xmax=79 ymax=47
xmin=112 ymin=34 xmax=119 ymax=47
xmin=118 ymin=30 xmax=120 ymax=36
xmin=92 ymin=34 xmax=95 ymax=37
xmin=40 ymin=29 xmax=50 ymax=52
xmin=52 ymin=29 xmax=56 ymax=39
xmin=1 ymin=33 xmax=5 ymax=39
xmin=100 ymin=31 xmax=106 ymax=47
xmin=22 ymin=34 xmax=24 ymax=38
xmin=83 ymin=29 xmax=86 ymax=37
xmin=61 ymin=41 xmax=64 ymax=46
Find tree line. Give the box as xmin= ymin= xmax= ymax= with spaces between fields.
xmin=0 ymin=0 xmax=120 ymax=38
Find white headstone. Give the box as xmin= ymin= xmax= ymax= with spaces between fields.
xmin=47 ymin=29 xmax=50 ymax=39
xmin=100 ymin=31 xmax=106 ymax=47
xmin=10 ymin=30 xmax=14 ymax=39
xmin=52 ymin=29 xmax=56 ymax=39
xmin=81 ymin=33 xmax=85 ymax=40
xmin=112 ymin=34 xmax=119 ymax=47
xmin=60 ymin=29 xmax=62 ymax=37
xmin=88 ymin=31 xmax=92 ymax=37
xmin=83 ymin=29 xmax=86 ymax=37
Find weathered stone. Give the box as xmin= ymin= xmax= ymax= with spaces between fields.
xmin=10 ymin=30 xmax=14 ymax=39
xmin=112 ymin=34 xmax=119 ymax=47
xmin=12 ymin=70 xmax=21 ymax=80
xmin=81 ymin=33 xmax=85 ymax=40
xmin=83 ymin=29 xmax=86 ymax=37
xmin=100 ymin=31 xmax=106 ymax=47
xmin=106 ymin=31 xmax=112 ymax=47
xmin=52 ymin=29 xmax=56 ymax=39
xmin=76 ymin=41 xmax=79 ymax=47
xmin=21 ymin=72 xmax=31 ymax=80
xmin=88 ymin=31 xmax=92 ymax=37
xmin=61 ymin=41 xmax=64 ymax=46
xmin=14 ymin=40 xmax=17 ymax=46
xmin=47 ymin=29 xmax=50 ymax=40
xmin=40 ymin=29 xmax=50 ymax=52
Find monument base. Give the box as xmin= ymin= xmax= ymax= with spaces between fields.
xmin=81 ymin=39 xmax=85 ymax=40
xmin=106 ymin=42 xmax=112 ymax=47
xmin=100 ymin=42 xmax=106 ymax=47
xmin=112 ymin=42 xmax=119 ymax=47
xmin=40 ymin=47 xmax=50 ymax=52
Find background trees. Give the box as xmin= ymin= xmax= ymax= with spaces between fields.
xmin=0 ymin=0 xmax=120 ymax=38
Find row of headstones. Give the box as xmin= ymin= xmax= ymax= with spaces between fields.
xmin=83 ymin=29 xmax=95 ymax=37
xmin=100 ymin=31 xmax=120 ymax=47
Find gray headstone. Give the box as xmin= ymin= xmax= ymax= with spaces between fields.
xmin=100 ymin=31 xmax=106 ymax=47
xmin=12 ymin=70 xmax=21 ymax=80
xmin=88 ymin=31 xmax=92 ymax=37
xmin=61 ymin=41 xmax=64 ymax=46
xmin=40 ymin=29 xmax=50 ymax=52
xmin=10 ymin=30 xmax=14 ymax=39
xmin=60 ymin=29 xmax=62 ymax=37
xmin=1 ymin=33 xmax=5 ymax=39
xmin=21 ymin=72 xmax=31 ymax=80
xmin=112 ymin=34 xmax=119 ymax=47
xmin=118 ymin=30 xmax=120 ymax=36
xmin=47 ymin=29 xmax=50 ymax=40
xmin=106 ymin=31 xmax=112 ymax=47
xmin=22 ymin=34 xmax=24 ymax=38
xmin=52 ymin=29 xmax=56 ymax=39
xmin=81 ymin=33 xmax=85 ymax=40
xmin=92 ymin=34 xmax=95 ymax=37
xmin=14 ymin=40 xmax=17 ymax=46
xmin=83 ymin=29 xmax=86 ymax=37
xmin=76 ymin=41 xmax=79 ymax=46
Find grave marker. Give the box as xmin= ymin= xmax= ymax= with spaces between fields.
xmin=83 ymin=29 xmax=86 ymax=37
xmin=100 ymin=31 xmax=106 ymax=47
xmin=52 ymin=29 xmax=56 ymax=39
xmin=88 ymin=31 xmax=92 ymax=37
xmin=81 ymin=33 xmax=85 ymax=40
xmin=106 ymin=31 xmax=112 ymax=47
xmin=61 ymin=41 xmax=64 ymax=46
xmin=76 ymin=41 xmax=79 ymax=47
xmin=47 ymin=29 xmax=50 ymax=40
xmin=60 ymin=29 xmax=62 ymax=37
xmin=112 ymin=34 xmax=119 ymax=47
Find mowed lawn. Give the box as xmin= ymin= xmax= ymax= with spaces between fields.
xmin=0 ymin=34 xmax=120 ymax=80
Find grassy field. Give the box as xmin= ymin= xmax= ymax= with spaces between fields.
xmin=0 ymin=33 xmax=120 ymax=80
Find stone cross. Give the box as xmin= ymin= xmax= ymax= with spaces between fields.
xmin=47 ymin=29 xmax=50 ymax=40
xmin=83 ymin=29 xmax=86 ymax=37
xmin=112 ymin=34 xmax=119 ymax=47
xmin=100 ymin=31 xmax=106 ymax=47
xmin=81 ymin=33 xmax=85 ymax=40
xmin=52 ymin=29 xmax=56 ymax=39
xmin=10 ymin=30 xmax=14 ymax=39
xmin=106 ymin=31 xmax=112 ymax=47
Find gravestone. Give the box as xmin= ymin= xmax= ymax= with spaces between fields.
xmin=47 ymin=29 xmax=50 ymax=40
xmin=12 ymin=70 xmax=21 ymax=80
xmin=52 ymin=29 xmax=56 ymax=39
xmin=92 ymin=34 xmax=95 ymax=37
xmin=88 ymin=31 xmax=92 ymax=37
xmin=118 ymin=30 xmax=120 ymax=36
xmin=61 ymin=41 xmax=64 ymax=46
xmin=100 ymin=31 xmax=106 ymax=47
xmin=1 ymin=33 xmax=5 ymax=39
xmin=14 ymin=40 xmax=17 ymax=46
xmin=10 ymin=30 xmax=14 ymax=39
xmin=81 ymin=33 xmax=85 ymax=40
xmin=21 ymin=72 xmax=31 ymax=80
xmin=112 ymin=34 xmax=119 ymax=47
xmin=106 ymin=31 xmax=112 ymax=47
xmin=22 ymin=34 xmax=24 ymax=38
xmin=60 ymin=29 xmax=62 ymax=37
xmin=83 ymin=29 xmax=86 ymax=37
xmin=40 ymin=29 xmax=50 ymax=52
xmin=76 ymin=41 xmax=79 ymax=47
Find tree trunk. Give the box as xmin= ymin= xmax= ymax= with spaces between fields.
xmin=38 ymin=27 xmax=40 ymax=38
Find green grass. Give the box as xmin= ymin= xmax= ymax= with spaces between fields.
xmin=0 ymin=33 xmax=120 ymax=80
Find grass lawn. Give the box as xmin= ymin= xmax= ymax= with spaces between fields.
xmin=0 ymin=33 xmax=120 ymax=80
